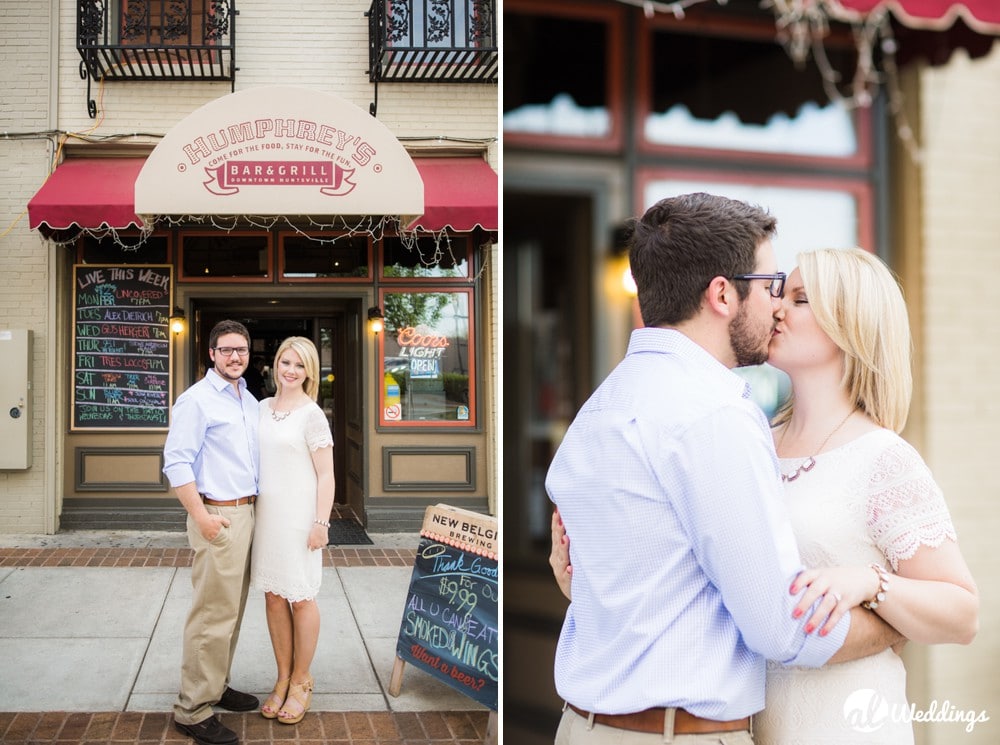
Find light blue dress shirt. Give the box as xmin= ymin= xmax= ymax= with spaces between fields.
xmin=546 ymin=328 xmax=849 ymax=720
xmin=163 ymin=368 xmax=259 ymax=500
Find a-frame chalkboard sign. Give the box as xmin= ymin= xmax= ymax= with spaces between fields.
xmin=389 ymin=504 xmax=498 ymax=739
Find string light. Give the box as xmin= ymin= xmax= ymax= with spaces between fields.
xmin=765 ymin=0 xmax=922 ymax=162
xmin=49 ymin=212 xmax=492 ymax=284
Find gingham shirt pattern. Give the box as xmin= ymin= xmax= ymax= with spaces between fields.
xmin=546 ymin=328 xmax=848 ymax=720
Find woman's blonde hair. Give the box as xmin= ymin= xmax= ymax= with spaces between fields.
xmin=774 ymin=247 xmax=912 ymax=433
xmin=272 ymin=336 xmax=321 ymax=401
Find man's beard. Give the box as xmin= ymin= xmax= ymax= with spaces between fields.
xmin=215 ymin=362 xmax=246 ymax=381
xmin=729 ymin=302 xmax=772 ymax=368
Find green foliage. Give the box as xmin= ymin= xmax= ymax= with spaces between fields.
xmin=384 ymin=292 xmax=449 ymax=331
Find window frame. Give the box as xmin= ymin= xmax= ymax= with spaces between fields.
xmin=277 ymin=231 xmax=374 ymax=284
xmin=76 ymin=231 xmax=173 ymax=264
xmin=503 ymin=0 xmax=625 ymax=153
xmin=635 ymin=10 xmax=874 ymax=170
xmin=177 ymin=231 xmax=274 ymax=283
xmin=376 ymin=285 xmax=477 ymax=430
xmin=378 ymin=232 xmax=474 ymax=283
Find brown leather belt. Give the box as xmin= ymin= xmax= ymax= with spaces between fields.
xmin=567 ymin=703 xmax=749 ymax=735
xmin=201 ymin=495 xmax=256 ymax=507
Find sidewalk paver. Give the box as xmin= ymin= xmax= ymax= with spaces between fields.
xmin=0 ymin=535 xmax=494 ymax=744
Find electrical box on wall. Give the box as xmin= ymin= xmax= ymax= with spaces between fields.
xmin=0 ymin=330 xmax=33 ymax=469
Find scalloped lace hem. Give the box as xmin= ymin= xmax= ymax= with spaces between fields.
xmin=251 ymin=578 xmax=320 ymax=603
xmin=882 ymin=525 xmax=957 ymax=571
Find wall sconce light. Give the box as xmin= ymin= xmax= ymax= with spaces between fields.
xmin=169 ymin=307 xmax=187 ymax=336
xmin=367 ymin=306 xmax=385 ymax=335
xmin=621 ymin=265 xmax=638 ymax=297
xmin=608 ymin=223 xmax=637 ymax=298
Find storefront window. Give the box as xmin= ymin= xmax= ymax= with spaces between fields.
xmin=642 ymin=24 xmax=862 ymax=159
xmin=79 ymin=234 xmax=170 ymax=263
xmin=378 ymin=289 xmax=475 ymax=428
xmin=503 ymin=0 xmax=623 ymax=150
xmin=280 ymin=233 xmax=371 ymax=280
xmin=179 ymin=232 xmax=271 ymax=281
xmin=381 ymin=235 xmax=470 ymax=279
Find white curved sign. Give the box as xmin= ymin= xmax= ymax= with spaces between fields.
xmin=135 ymin=86 xmax=423 ymax=217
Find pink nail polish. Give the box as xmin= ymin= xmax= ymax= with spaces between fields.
xmin=805 ymin=623 xmax=814 ymax=634
xmin=792 ymin=608 xmax=802 ymax=619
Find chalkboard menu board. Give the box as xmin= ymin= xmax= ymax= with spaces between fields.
xmin=391 ymin=504 xmax=498 ymax=711
xmin=72 ymin=264 xmax=172 ymax=430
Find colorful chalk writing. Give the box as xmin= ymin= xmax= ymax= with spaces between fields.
xmin=394 ymin=505 xmax=498 ymax=711
xmin=72 ymin=265 xmax=172 ymax=430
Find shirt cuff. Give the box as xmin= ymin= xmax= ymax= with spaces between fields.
xmin=788 ymin=609 xmax=851 ymax=668
xmin=163 ymin=463 xmax=196 ymax=489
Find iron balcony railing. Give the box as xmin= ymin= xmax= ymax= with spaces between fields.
xmin=77 ymin=0 xmax=237 ymax=117
xmin=367 ymin=0 xmax=497 ymax=83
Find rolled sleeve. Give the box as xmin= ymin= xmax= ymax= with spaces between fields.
xmin=163 ymin=461 xmax=196 ymax=489
xmin=162 ymin=392 xmax=205 ymax=488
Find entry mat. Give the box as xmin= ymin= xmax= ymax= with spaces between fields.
xmin=327 ymin=518 xmax=374 ymax=546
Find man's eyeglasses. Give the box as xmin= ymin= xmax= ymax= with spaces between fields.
xmin=731 ymin=272 xmax=786 ymax=299
xmin=213 ymin=346 xmax=250 ymax=357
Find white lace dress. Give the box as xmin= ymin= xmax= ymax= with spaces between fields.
xmin=250 ymin=399 xmax=334 ymax=602
xmin=754 ymin=429 xmax=957 ymax=745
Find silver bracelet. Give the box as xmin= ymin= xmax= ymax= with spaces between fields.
xmin=861 ymin=563 xmax=891 ymax=610
xmin=314 ymin=519 xmax=331 ymax=528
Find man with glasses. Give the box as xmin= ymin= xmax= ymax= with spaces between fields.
xmin=546 ymin=194 xmax=899 ymax=745
xmin=164 ymin=319 xmax=260 ymax=745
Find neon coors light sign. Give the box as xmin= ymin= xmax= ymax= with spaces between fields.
xmin=135 ymin=86 xmax=424 ymax=217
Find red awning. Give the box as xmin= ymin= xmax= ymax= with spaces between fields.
xmin=28 ymin=158 xmax=147 ymax=236
xmin=29 ymin=155 xmax=497 ymax=236
xmin=407 ymin=157 xmax=498 ymax=233
xmin=832 ymin=1 xmax=1000 ymax=32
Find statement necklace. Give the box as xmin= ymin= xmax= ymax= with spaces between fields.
xmin=779 ymin=409 xmax=855 ymax=483
xmin=271 ymin=407 xmax=291 ymax=422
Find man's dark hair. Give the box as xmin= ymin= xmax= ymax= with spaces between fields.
xmin=209 ymin=319 xmax=251 ymax=349
xmin=628 ymin=192 xmax=777 ymax=327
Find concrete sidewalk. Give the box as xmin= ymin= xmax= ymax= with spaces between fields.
xmin=0 ymin=530 xmax=493 ymax=744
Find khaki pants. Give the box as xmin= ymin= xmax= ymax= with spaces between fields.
xmin=174 ymin=504 xmax=254 ymax=725
xmin=555 ymin=706 xmax=754 ymax=745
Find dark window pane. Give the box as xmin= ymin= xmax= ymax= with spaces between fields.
xmin=80 ymin=234 xmax=169 ymax=263
xmin=504 ymin=13 xmax=606 ymax=113
xmin=181 ymin=234 xmax=269 ymax=277
xmin=650 ymin=28 xmax=856 ymax=126
xmin=282 ymin=235 xmax=370 ymax=279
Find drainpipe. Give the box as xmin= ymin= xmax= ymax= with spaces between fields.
xmin=44 ymin=0 xmax=61 ymax=534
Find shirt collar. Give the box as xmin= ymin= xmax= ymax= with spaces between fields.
xmin=206 ymin=367 xmax=246 ymax=394
xmin=626 ymin=327 xmax=753 ymax=400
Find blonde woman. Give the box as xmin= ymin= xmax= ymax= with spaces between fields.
xmin=551 ymin=248 xmax=978 ymax=744
xmin=250 ymin=336 xmax=335 ymax=725
xmin=756 ymin=247 xmax=977 ymax=743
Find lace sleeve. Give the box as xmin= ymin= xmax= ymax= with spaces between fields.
xmin=865 ymin=437 xmax=956 ymax=571
xmin=304 ymin=405 xmax=334 ymax=452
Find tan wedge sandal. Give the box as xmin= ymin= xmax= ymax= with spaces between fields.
xmin=277 ymin=676 xmax=313 ymax=725
xmin=260 ymin=678 xmax=290 ymax=719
